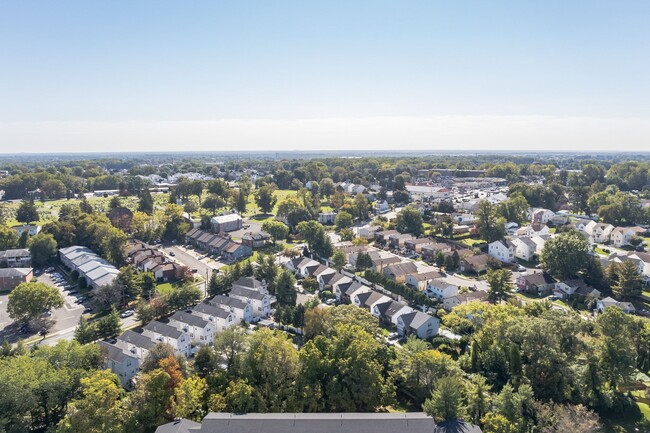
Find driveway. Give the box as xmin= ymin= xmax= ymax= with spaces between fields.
xmin=163 ymin=245 xmax=225 ymax=280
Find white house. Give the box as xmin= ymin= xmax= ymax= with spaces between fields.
xmin=12 ymin=224 xmax=41 ymax=237
xmin=208 ymin=295 xmax=253 ymax=323
xmin=488 ymin=239 xmax=516 ymax=263
xmin=168 ymin=311 xmax=216 ymax=345
xmin=511 ymin=237 xmax=537 ymax=262
xmin=285 ymin=257 xmax=320 ymax=278
xmin=426 ymin=279 xmax=459 ymax=300
xmin=597 ymin=297 xmax=636 ymax=314
xmin=142 ymin=321 xmax=191 ymax=357
xmin=611 ymin=226 xmax=646 ymax=248
xmin=531 ymin=208 xmax=555 ymax=225
xmin=99 ymin=341 xmax=140 ymax=389
xmin=397 ymin=311 xmax=439 ymax=339
xmin=516 ymin=224 xmax=550 ymax=238
xmin=353 ymin=290 xmax=391 ymax=311
xmin=229 ymin=278 xmax=272 ymax=319
xmin=318 ymin=212 xmax=337 ymax=225
xmin=195 ymin=299 xmax=241 ymax=328
xmin=116 ymin=330 xmax=155 ymax=361
xmin=337 ymin=281 xmax=372 ymax=303
xmin=375 ymin=200 xmax=390 ymax=214
xmin=443 ymin=291 xmax=489 ymax=311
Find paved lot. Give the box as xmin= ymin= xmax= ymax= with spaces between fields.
xmin=163 ymin=245 xmax=225 ymax=280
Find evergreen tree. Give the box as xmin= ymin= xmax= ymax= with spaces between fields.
xmin=139 ymin=188 xmax=154 ymax=214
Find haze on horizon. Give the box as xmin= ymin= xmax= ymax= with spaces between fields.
xmin=1 ymin=1 xmax=649 ymax=153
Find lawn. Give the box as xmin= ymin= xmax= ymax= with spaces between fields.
xmin=155 ymin=282 xmax=176 ymax=296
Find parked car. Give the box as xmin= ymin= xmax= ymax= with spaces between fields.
xmin=517 ymin=265 xmax=526 ymax=272
xmin=120 ymin=310 xmax=135 ymax=318
xmin=83 ymin=307 xmax=93 ymax=314
xmin=169 ymin=251 xmax=176 ymax=256
xmin=325 ymin=299 xmax=336 ymax=305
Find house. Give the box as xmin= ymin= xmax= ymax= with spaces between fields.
xmin=337 ymin=281 xmax=372 ymax=304
xmin=383 ymin=261 xmax=419 ymax=283
xmin=168 ymin=311 xmax=216 ymax=345
xmin=210 ymin=213 xmax=243 ymax=233
xmin=241 ymin=231 xmax=271 ymax=249
xmin=221 ymin=241 xmax=253 ymax=261
xmin=587 ymin=223 xmax=615 ymax=244
xmin=597 ymin=297 xmax=636 ymax=314
xmin=318 ymin=212 xmax=337 ymax=225
xmin=285 ymin=257 xmax=320 ymax=278
xmin=389 ymin=233 xmax=414 ymax=249
xmin=366 ymin=250 xmax=402 ymax=271
xmin=353 ymin=224 xmax=382 ymax=240
xmin=460 ymin=255 xmax=490 ymax=274
xmin=98 ymin=341 xmax=139 ymax=389
xmin=0 ymin=248 xmax=31 ymax=267
xmin=194 ymin=300 xmax=240 ymax=328
xmin=375 ymin=200 xmax=390 ymax=214
xmin=426 ymin=279 xmax=460 ymax=300
xmin=531 ymin=208 xmax=555 ymax=225
xmin=155 ymin=412 xmax=483 ymax=433
xmin=516 ymin=224 xmax=550 ymax=238
xmin=443 ymin=290 xmax=489 ymax=311
xmin=152 ymin=262 xmax=186 ymax=282
xmin=372 ymin=300 xmax=413 ymax=325
xmin=374 ymin=230 xmax=399 ymax=245
xmin=574 ymin=218 xmax=594 ymax=232
xmin=397 ymin=311 xmax=440 ymax=339
xmin=12 ymin=224 xmax=41 ymax=237
xmin=488 ymin=240 xmax=516 ymax=263
xmin=404 ymin=238 xmax=435 ymax=253
xmin=229 ymin=277 xmax=272 ymax=318
xmin=555 ymin=279 xmax=601 ymax=300
xmin=516 ymin=271 xmax=555 ymax=295
xmin=421 ymin=243 xmax=453 ymax=261
xmin=611 ymin=226 xmax=646 ymax=247
xmin=320 ymin=272 xmax=353 ymax=293
xmin=0 ymin=268 xmax=33 ymax=290
xmin=116 ymin=330 xmax=155 ymax=361
xmin=354 ymin=290 xmax=392 ymax=311
xmin=511 ymin=237 xmax=537 ymax=262
xmin=405 ymin=270 xmax=444 ymax=291
xmin=142 ymin=321 xmax=191 ymax=357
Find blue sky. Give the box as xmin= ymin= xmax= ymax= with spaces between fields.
xmin=1 ymin=1 xmax=649 ymax=152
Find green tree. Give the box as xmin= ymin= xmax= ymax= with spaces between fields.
xmin=274 ymin=269 xmax=297 ymax=306
xmin=331 ymin=249 xmax=347 ymax=272
xmin=29 ymin=232 xmax=58 ymax=266
xmin=214 ymin=325 xmax=248 ymax=374
xmin=486 ymin=269 xmax=513 ymax=303
xmin=597 ymin=307 xmax=637 ymax=387
xmin=0 ymin=225 xmax=19 ymax=250
xmin=395 ymin=206 xmax=424 ymax=237
xmin=352 ymin=194 xmax=369 ymax=220
xmin=262 ymin=220 xmax=289 ymax=245
xmin=18 ymin=230 xmax=30 ymax=248
xmin=225 ymin=379 xmax=256 ymax=413
xmin=611 ymin=259 xmax=643 ymax=300
xmin=255 ymin=185 xmax=277 ymax=214
xmin=540 ymin=230 xmax=591 ymax=279
xmin=476 ymin=200 xmax=506 ymax=242
xmin=101 ymin=227 xmax=127 ymax=266
xmin=335 ymin=211 xmax=354 ymax=229
xmin=74 ymin=316 xmax=97 ymax=344
xmin=16 ymin=199 xmax=39 ymax=223
xmin=7 ymin=282 xmax=64 ymax=324
xmin=355 ymin=251 xmax=373 ymax=272
xmin=127 ymin=369 xmax=174 ymax=432
xmin=466 ymin=375 xmax=490 ymax=424
xmin=139 ymin=188 xmax=154 ymax=214
xmin=96 ymin=306 xmax=122 ymax=338
xmin=56 ymin=370 xmax=126 ymax=433
xmin=201 ymin=194 xmax=226 ymax=215
xmin=422 ymin=375 xmax=466 ymax=422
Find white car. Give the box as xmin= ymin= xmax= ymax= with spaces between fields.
xmin=120 ymin=310 xmax=135 ymax=318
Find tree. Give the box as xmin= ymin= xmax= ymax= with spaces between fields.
xmin=225 ymin=379 xmax=256 ymax=413
xmin=611 ymin=259 xmax=643 ymax=300
xmin=476 ymin=200 xmax=506 ymax=242
xmin=395 ymin=206 xmax=424 ymax=237
xmin=597 ymin=307 xmax=637 ymax=387
xmin=7 ymin=282 xmax=64 ymax=324
xmin=141 ymin=343 xmax=177 ymax=372
xmin=352 ymin=194 xmax=369 ymax=220
xmin=486 ymin=269 xmax=513 ymax=303
xmin=139 ymin=188 xmax=154 ymax=214
xmin=127 ymin=369 xmax=173 ymax=432
xmin=101 ymin=227 xmax=128 ymax=266
xmin=335 ymin=211 xmax=354 ymax=229
xmin=16 ymin=199 xmax=39 ymax=223
xmin=262 ymin=220 xmax=289 ymax=245
xmin=29 ymin=232 xmax=58 ymax=266
xmin=274 ymin=269 xmax=297 ymax=306
xmin=540 ymin=230 xmax=591 ymax=279
xmin=214 ymin=326 xmax=248 ymax=374
xmin=202 ymin=194 xmax=226 ymax=215
xmin=170 ymin=375 xmax=208 ymax=422
xmin=96 ymin=306 xmax=122 ymax=338
xmin=422 ymin=375 xmax=466 ymax=422
xmin=56 ymin=370 xmax=126 ymax=433
xmin=74 ymin=316 xmax=97 ymax=344
xmin=0 ymin=225 xmax=19 ymax=250
xmin=355 ymin=251 xmax=374 ymax=272
xmin=255 ymin=185 xmax=277 ymax=214
xmin=331 ymin=249 xmax=346 ymax=272
xmin=92 ymin=281 xmax=123 ymax=311
xmin=466 ymin=375 xmax=490 ymax=424
xmin=18 ymin=230 xmax=29 ymax=248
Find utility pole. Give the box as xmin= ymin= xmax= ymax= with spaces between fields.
xmin=205 ymin=269 xmax=209 ymax=299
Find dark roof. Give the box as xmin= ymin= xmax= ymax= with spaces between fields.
xmin=155 ymin=419 xmax=202 ymax=433
xmin=433 ymin=420 xmax=483 ymax=433
xmin=0 ymin=267 xmax=32 ymax=277
xmin=0 ymin=248 xmax=30 ymax=258
xmin=143 ymin=320 xmax=184 ymax=339
xmin=194 ymin=301 xmax=234 ymax=319
xmin=384 ymin=262 xmax=418 ymax=277
xmin=160 ymin=412 xmax=451 ymax=433
xmin=118 ymin=330 xmax=155 ymax=350
xmin=232 ymin=276 xmax=263 ymax=289
xmin=169 ymin=311 xmax=210 ymax=328
xmin=230 ymin=285 xmax=267 ymax=301
xmin=209 ymin=295 xmax=249 ymax=311
xmin=98 ymin=341 xmax=137 ymax=364
xmin=400 ymin=311 xmax=436 ymax=330
xmin=385 ymin=301 xmax=410 ymax=319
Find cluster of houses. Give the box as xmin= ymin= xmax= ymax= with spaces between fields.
xmin=124 ymin=240 xmax=188 ymax=282
xmin=285 ymin=255 xmax=442 ymax=340
xmin=59 ymin=245 xmax=120 ymax=290
xmin=100 ymin=276 xmax=273 ymax=389
xmin=574 ymin=219 xmax=646 ymax=248
xmin=185 ymin=228 xmax=252 ymax=261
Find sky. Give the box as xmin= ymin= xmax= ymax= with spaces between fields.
xmin=1 ymin=1 xmax=649 ymax=153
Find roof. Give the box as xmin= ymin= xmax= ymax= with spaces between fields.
xmin=194 ymin=301 xmax=234 ymax=319
xmin=174 ymin=412 xmax=445 ymax=433
xmin=118 ymin=330 xmax=155 ymax=350
xmin=230 ymin=285 xmax=267 ymax=301
xmin=405 ymin=238 xmax=434 ymax=246
xmin=454 ymin=291 xmax=489 ymax=303
xmin=211 ymin=213 xmax=242 ymax=224
xmin=143 ymin=321 xmax=184 ymax=339
xmin=209 ymin=295 xmax=249 ymax=311
xmin=0 ymin=267 xmax=32 ymax=278
xmin=521 ymin=271 xmax=554 ymax=286
xmin=344 ymin=281 xmax=371 ymax=296
xmin=400 ymin=311 xmax=437 ymax=330
xmin=433 ymin=420 xmax=483 ymax=433
xmin=385 ymin=301 xmax=411 ymax=319
xmin=410 ymin=271 xmax=444 ymax=282
xmin=0 ymin=248 xmax=30 ymax=258
xmin=169 ymin=311 xmax=210 ymax=328
xmin=384 ymin=261 xmax=418 ymax=277
xmin=99 ymin=341 xmax=137 ymax=364
xmin=155 ymin=419 xmax=202 ymax=433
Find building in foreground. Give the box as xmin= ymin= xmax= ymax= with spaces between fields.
xmin=155 ymin=412 xmax=482 ymax=433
